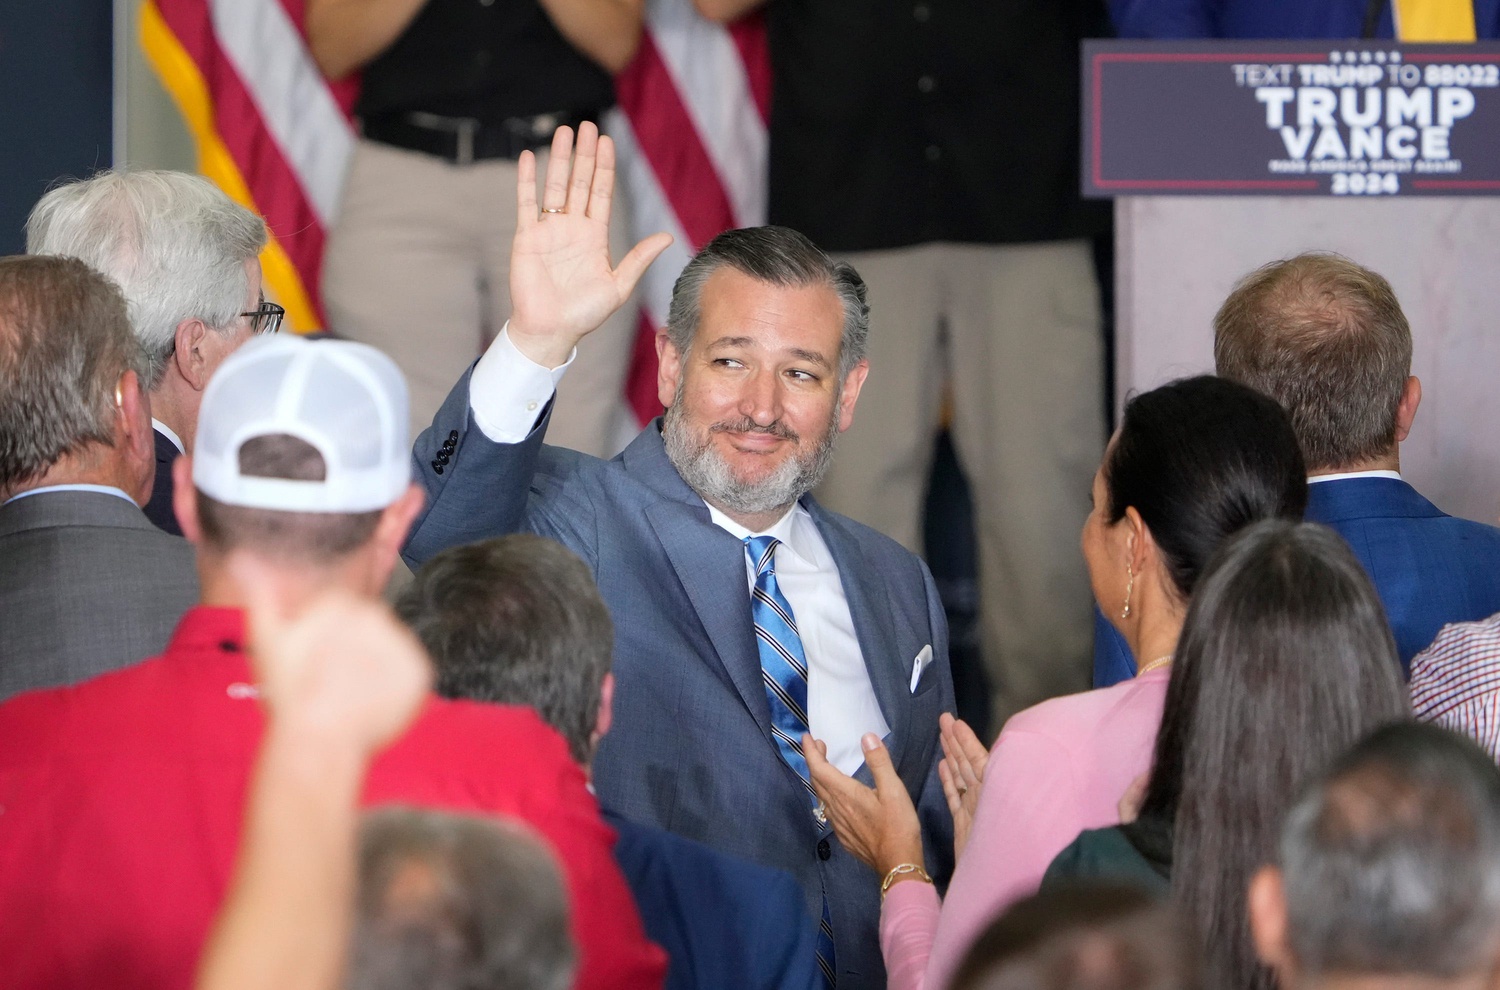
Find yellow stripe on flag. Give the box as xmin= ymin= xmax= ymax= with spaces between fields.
xmin=1393 ymin=0 xmax=1478 ymax=41
xmin=138 ymin=0 xmax=324 ymax=333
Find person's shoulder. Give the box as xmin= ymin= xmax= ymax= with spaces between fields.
xmin=0 ymin=652 xmax=181 ymax=759
xmin=805 ymin=499 xmax=928 ymax=575
xmin=1411 ymin=613 xmax=1500 ymax=706
xmin=1004 ymin=676 xmax=1163 ymax=740
xmin=383 ymin=697 xmax=583 ymax=792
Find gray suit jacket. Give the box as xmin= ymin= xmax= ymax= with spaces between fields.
xmin=0 ymin=491 xmax=199 ymax=700
xmin=404 ymin=373 xmax=957 ymax=990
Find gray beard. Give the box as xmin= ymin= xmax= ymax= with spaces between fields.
xmin=662 ymin=390 xmax=840 ymax=518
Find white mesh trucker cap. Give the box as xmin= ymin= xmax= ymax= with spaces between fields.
xmin=192 ymin=335 xmax=411 ymax=513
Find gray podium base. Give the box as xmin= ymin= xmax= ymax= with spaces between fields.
xmin=1115 ymin=196 xmax=1500 ymax=526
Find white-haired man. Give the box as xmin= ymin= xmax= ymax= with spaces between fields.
xmin=26 ymin=170 xmax=274 ymax=534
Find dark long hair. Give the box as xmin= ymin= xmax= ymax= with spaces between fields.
xmin=1140 ymin=520 xmax=1409 ymax=990
xmin=1105 ymin=376 xmax=1307 ymax=602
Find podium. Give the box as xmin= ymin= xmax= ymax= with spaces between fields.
xmin=1087 ymin=41 xmax=1500 ymax=524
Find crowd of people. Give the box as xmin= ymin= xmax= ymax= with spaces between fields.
xmin=9 ymin=86 xmax=1500 ymax=990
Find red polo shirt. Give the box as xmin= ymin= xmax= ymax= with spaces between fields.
xmin=0 ymin=607 xmax=665 ymax=990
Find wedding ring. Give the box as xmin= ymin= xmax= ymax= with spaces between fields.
xmin=540 ymin=207 xmax=565 ymax=214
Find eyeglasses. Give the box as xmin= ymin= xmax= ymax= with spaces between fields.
xmin=241 ymin=301 xmax=285 ymax=335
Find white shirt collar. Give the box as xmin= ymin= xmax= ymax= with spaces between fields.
xmin=3 ymin=484 xmax=137 ymax=507
xmin=1308 ymin=469 xmax=1403 ymax=484
xmin=152 ymin=418 xmax=186 ymax=455
xmin=705 ymin=501 xmax=828 ymax=568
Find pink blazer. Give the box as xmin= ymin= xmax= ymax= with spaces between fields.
xmin=880 ymin=668 xmax=1171 ymax=990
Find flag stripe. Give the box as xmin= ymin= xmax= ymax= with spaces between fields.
xmin=208 ymin=0 xmax=354 ymax=225
xmin=614 ymin=35 xmax=740 ymax=252
xmin=140 ymin=0 xmax=324 ymax=332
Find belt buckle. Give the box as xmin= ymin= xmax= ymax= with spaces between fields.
xmin=453 ymin=118 xmax=478 ymax=166
xmin=406 ymin=112 xmax=481 ymax=165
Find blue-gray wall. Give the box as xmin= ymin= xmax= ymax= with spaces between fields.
xmin=0 ymin=2 xmax=115 ymax=254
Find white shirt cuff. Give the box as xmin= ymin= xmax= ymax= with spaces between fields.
xmin=467 ymin=324 xmax=575 ymax=443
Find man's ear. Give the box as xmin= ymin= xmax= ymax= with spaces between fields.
xmin=114 ymin=370 xmax=156 ymax=505
xmin=173 ymin=454 xmax=201 ymax=543
xmin=592 ymin=672 xmax=615 ymax=747
xmin=836 ymin=359 xmax=870 ymax=433
xmin=369 ymin=484 xmax=427 ymax=588
xmin=655 ymin=330 xmax=683 ymax=410
xmin=1394 ymin=375 xmax=1421 ymax=444
xmin=1248 ymin=867 xmax=1294 ymax=982
xmin=173 ymin=318 xmax=214 ymax=391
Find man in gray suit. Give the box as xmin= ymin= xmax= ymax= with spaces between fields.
xmin=402 ymin=123 xmax=956 ymax=990
xmin=0 ymin=255 xmax=198 ymax=698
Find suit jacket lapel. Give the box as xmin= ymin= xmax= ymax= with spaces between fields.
xmin=807 ymin=500 xmax=928 ymax=802
xmin=628 ymin=424 xmax=772 ymax=740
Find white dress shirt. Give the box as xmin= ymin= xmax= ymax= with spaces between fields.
xmin=707 ymin=504 xmax=891 ymax=776
xmin=1308 ymin=469 xmax=1402 ymax=484
xmin=467 ymin=326 xmax=890 ymax=775
xmin=2 ymin=484 xmax=136 ymax=508
xmin=151 ymin=419 xmax=186 ymax=455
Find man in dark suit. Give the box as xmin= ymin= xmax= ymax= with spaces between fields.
xmin=399 ymin=533 xmax=819 ymax=990
xmin=1096 ymin=253 xmax=1500 ymax=685
xmin=26 ymin=170 xmax=275 ymax=535
xmin=1215 ymin=253 xmax=1500 ymax=676
xmin=402 ymin=124 xmax=955 ymax=990
xmin=0 ymin=255 xmax=198 ymax=699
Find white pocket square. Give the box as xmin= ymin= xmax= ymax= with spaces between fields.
xmin=910 ymin=644 xmax=934 ymax=693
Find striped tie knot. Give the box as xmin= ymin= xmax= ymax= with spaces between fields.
xmin=745 ymin=535 xmax=780 ymax=576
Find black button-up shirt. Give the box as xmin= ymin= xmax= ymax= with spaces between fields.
xmin=357 ymin=0 xmax=615 ymax=122
xmin=766 ymin=0 xmax=1113 ymax=251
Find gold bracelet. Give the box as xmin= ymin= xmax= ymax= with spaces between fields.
xmin=880 ymin=862 xmax=933 ymax=900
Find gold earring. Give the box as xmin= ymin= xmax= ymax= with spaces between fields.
xmin=1120 ymin=565 xmax=1134 ymax=620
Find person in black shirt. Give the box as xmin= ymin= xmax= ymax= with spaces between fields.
xmin=695 ymin=0 xmax=1113 ymax=724
xmin=307 ymin=0 xmax=645 ymax=449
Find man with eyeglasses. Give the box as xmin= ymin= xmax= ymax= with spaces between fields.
xmin=26 ymin=170 xmax=272 ymax=536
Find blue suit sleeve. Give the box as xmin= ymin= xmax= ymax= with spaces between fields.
xmin=1092 ymin=605 xmax=1137 ymax=688
xmin=402 ymin=365 xmax=548 ymax=568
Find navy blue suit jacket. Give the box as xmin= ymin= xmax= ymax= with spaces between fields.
xmin=1093 ymin=478 xmax=1500 ymax=686
xmin=143 ymin=429 xmax=182 ymax=537
xmin=402 ymin=372 xmax=956 ymax=990
xmin=606 ymin=809 xmax=817 ymax=990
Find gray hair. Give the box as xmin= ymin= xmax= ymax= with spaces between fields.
xmin=349 ymin=807 xmax=576 ymax=990
xmin=26 ymin=170 xmax=268 ymax=389
xmin=396 ymin=535 xmax=613 ymax=764
xmin=1279 ymin=721 xmax=1500 ymax=978
xmin=1213 ymin=252 xmax=1412 ymax=473
xmin=0 ymin=255 xmax=149 ymax=493
xmin=665 ymin=225 xmax=869 ymax=380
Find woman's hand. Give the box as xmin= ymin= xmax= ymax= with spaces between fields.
xmin=938 ymin=713 xmax=988 ymax=861
xmin=804 ymin=732 xmax=925 ymax=878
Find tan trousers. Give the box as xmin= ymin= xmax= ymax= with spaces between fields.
xmin=815 ymin=241 xmax=1104 ymax=724
xmin=322 ymin=138 xmax=637 ymax=451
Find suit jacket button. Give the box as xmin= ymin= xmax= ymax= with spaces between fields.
xmin=817 ymin=838 xmax=831 ymax=861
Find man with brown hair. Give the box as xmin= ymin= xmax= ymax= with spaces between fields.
xmin=0 ymin=254 xmax=197 ymax=697
xmin=1214 ymin=252 xmax=1500 ymax=676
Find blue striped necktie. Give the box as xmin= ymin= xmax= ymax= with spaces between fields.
xmin=745 ymin=535 xmax=837 ymax=989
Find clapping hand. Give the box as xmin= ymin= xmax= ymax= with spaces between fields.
xmin=804 ymin=732 xmax=926 ymax=878
xmin=508 ymin=122 xmax=673 ymax=369
xmin=938 ymin=712 xmax=989 ymax=862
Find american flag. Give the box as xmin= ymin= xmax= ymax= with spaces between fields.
xmin=139 ymin=0 xmax=769 ymax=425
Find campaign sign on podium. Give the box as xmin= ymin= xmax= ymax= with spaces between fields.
xmin=1083 ymin=40 xmax=1500 ymax=197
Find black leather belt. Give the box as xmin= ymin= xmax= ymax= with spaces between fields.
xmin=361 ymin=109 xmax=601 ymax=165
